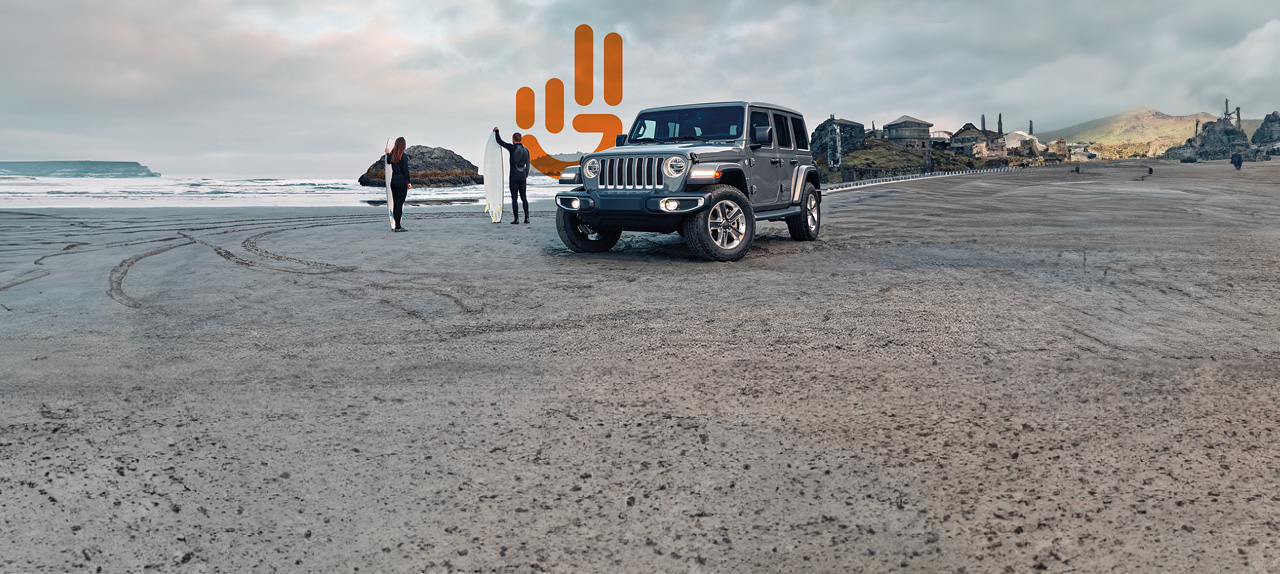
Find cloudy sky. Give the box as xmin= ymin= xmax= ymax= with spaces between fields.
xmin=2 ymin=0 xmax=1279 ymax=178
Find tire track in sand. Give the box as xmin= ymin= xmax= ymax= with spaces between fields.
xmin=241 ymin=228 xmax=356 ymax=272
xmin=107 ymin=240 xmax=196 ymax=308
xmin=0 ymin=270 xmax=51 ymax=293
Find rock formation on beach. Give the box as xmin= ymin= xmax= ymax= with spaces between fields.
xmin=1162 ymin=117 xmax=1253 ymax=161
xmin=1252 ymin=111 xmax=1280 ymax=146
xmin=358 ymin=145 xmax=483 ymax=187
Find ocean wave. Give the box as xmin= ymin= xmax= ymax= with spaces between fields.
xmin=0 ymin=175 xmax=564 ymax=207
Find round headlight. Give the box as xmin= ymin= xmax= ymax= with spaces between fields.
xmin=663 ymin=156 xmax=687 ymax=178
xmin=583 ymin=158 xmax=600 ymax=179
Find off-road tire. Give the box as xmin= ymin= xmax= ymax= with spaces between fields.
xmin=557 ymin=209 xmax=621 ymax=253
xmin=786 ymin=182 xmax=820 ymax=241
xmin=682 ymin=185 xmax=754 ymax=261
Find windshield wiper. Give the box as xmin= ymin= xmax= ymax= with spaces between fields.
xmin=661 ymin=135 xmax=710 ymax=143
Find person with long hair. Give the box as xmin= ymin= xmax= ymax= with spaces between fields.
xmin=384 ymin=137 xmax=412 ymax=231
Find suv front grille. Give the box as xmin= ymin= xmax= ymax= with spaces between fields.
xmin=599 ymin=156 xmax=665 ymax=191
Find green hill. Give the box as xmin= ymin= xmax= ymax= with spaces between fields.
xmin=0 ymin=160 xmax=160 ymax=178
xmin=1038 ymin=107 xmax=1260 ymax=145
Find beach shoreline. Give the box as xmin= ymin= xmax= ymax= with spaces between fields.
xmin=3 ymin=162 xmax=1279 ymax=572
xmin=0 ymin=174 xmax=565 ymax=210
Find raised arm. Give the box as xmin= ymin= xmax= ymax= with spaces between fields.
xmin=494 ymin=128 xmax=515 ymax=152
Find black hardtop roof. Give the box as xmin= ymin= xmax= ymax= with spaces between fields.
xmin=637 ymin=101 xmax=804 ymax=117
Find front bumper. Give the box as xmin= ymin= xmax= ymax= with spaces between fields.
xmin=555 ymin=190 xmax=710 ymax=233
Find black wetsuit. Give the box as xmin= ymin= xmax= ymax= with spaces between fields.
xmin=495 ymin=131 xmax=530 ymax=222
xmin=1231 ymin=152 xmax=1243 ymax=170
xmin=385 ymin=153 xmax=409 ymax=228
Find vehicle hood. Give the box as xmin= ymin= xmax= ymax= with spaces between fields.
xmin=586 ymin=141 xmax=743 ymax=158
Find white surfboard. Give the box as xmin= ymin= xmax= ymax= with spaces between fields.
xmin=384 ymin=137 xmax=396 ymax=229
xmin=483 ymin=133 xmax=504 ymax=223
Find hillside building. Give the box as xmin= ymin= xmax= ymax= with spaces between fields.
xmin=884 ymin=115 xmax=933 ymax=154
xmin=950 ymin=123 xmax=1004 ymax=157
xmin=929 ymin=130 xmax=953 ymax=151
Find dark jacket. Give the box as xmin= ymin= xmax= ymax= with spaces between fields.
xmin=495 ymin=131 xmax=530 ymax=179
xmin=384 ymin=153 xmax=410 ymax=188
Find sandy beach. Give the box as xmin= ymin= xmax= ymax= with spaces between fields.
xmin=2 ymin=161 xmax=1279 ymax=573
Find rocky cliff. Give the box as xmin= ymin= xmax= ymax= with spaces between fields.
xmin=1162 ymin=118 xmax=1252 ymax=161
xmin=810 ymin=117 xmax=867 ymax=167
xmin=1251 ymin=111 xmax=1280 ymax=146
xmin=358 ymin=145 xmax=483 ymax=187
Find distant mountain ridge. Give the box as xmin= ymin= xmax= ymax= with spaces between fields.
xmin=0 ymin=161 xmax=159 ymax=178
xmin=1038 ymin=107 xmax=1261 ymax=145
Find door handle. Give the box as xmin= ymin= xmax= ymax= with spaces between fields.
xmin=789 ymin=159 xmax=798 ymax=165
xmin=769 ymin=158 xmax=781 ymax=164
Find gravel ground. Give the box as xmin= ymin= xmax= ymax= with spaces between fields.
xmin=1 ymin=160 xmax=1278 ymax=573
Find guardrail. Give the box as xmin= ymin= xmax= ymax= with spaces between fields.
xmin=823 ymin=166 xmax=1017 ymax=193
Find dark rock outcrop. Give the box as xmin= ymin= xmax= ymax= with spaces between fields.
xmin=810 ymin=116 xmax=867 ymax=169
xmin=1251 ymin=111 xmax=1280 ymax=146
xmin=358 ymin=145 xmax=483 ymax=187
xmin=1162 ymin=117 xmax=1251 ymax=161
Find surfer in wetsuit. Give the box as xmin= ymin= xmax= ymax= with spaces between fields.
xmin=494 ymin=128 xmax=530 ymax=224
xmin=384 ymin=137 xmax=412 ymax=231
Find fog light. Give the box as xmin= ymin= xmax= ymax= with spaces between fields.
xmin=569 ymin=198 xmax=581 ymax=209
xmin=661 ymin=199 xmax=680 ymax=212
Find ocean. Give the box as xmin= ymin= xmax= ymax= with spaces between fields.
xmin=0 ymin=175 xmax=565 ymax=208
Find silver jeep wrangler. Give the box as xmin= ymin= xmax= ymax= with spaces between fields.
xmin=555 ymin=101 xmax=821 ymax=261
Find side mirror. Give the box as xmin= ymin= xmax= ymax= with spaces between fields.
xmin=615 ymin=134 xmax=627 ymax=147
xmin=751 ymin=126 xmax=773 ymax=147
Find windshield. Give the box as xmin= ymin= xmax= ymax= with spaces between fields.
xmin=627 ymin=105 xmax=745 ymax=143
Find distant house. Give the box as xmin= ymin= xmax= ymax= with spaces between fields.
xmin=810 ymin=115 xmax=866 ymax=167
xmin=885 ymin=115 xmax=936 ymax=151
xmin=950 ymin=123 xmax=1004 ymax=157
xmin=884 ymin=115 xmax=933 ymax=153
xmin=930 ymin=130 xmax=953 ymax=150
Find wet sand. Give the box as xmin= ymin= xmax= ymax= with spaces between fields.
xmin=2 ymin=160 xmax=1279 ymax=573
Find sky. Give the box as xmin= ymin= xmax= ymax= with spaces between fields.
xmin=1 ymin=0 xmax=1279 ymax=178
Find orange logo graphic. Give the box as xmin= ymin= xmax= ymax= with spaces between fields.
xmin=516 ymin=24 xmax=624 ymax=178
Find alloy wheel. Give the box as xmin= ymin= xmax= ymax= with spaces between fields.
xmin=707 ymin=199 xmax=746 ymax=250
xmin=806 ymin=193 xmax=819 ymax=232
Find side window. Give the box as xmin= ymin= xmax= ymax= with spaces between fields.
xmin=791 ymin=116 xmax=809 ymax=150
xmin=773 ymin=113 xmax=793 ymax=149
xmin=750 ymin=110 xmax=772 ymax=147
